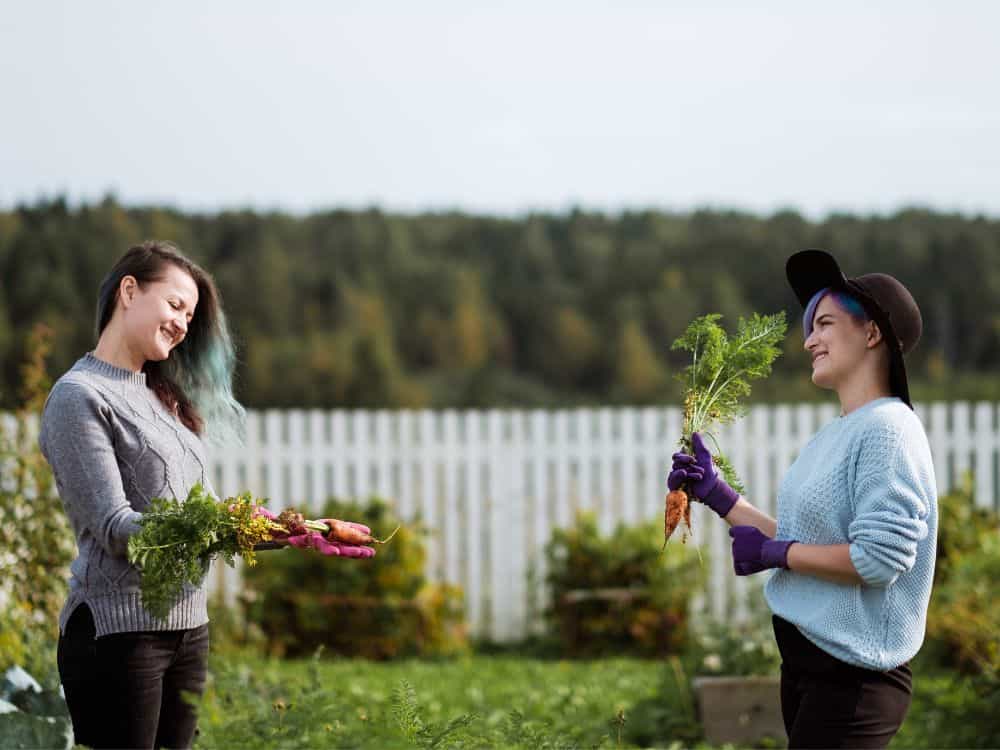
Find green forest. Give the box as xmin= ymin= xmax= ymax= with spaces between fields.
xmin=1 ymin=197 xmax=998 ymax=409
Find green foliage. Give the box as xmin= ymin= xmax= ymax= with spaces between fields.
xmin=892 ymin=664 xmax=1000 ymax=749
xmin=127 ymin=485 xmax=274 ymax=620
xmin=690 ymin=598 xmax=780 ymax=678
xmin=0 ymin=667 xmax=72 ymax=750
xmin=195 ymin=653 xmax=682 ymax=749
xmin=0 ymin=712 xmax=72 ymax=750
xmin=195 ymin=648 xmax=373 ymax=749
xmin=932 ymin=474 xmax=1000 ymax=584
xmin=622 ymin=657 xmax=703 ymax=748
xmin=672 ymin=312 xmax=787 ymax=493
xmin=930 ymin=536 xmax=1000 ymax=672
xmin=924 ymin=477 xmax=1000 ymax=675
xmin=545 ymin=513 xmax=703 ymax=656
xmin=391 ymin=680 xmax=477 ymax=749
xmin=0 ymin=325 xmax=73 ymax=681
xmin=616 ymin=318 xmax=668 ymax=400
xmin=5 ymin=200 xmax=1000 ymax=410
xmin=242 ymin=497 xmax=468 ymax=659
xmin=892 ymin=479 xmax=1000 ymax=748
xmin=190 ymin=649 xmax=1000 ymax=750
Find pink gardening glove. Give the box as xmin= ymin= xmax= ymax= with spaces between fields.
xmin=286 ymin=519 xmax=376 ymax=559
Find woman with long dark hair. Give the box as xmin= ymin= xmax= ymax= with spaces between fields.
xmin=40 ymin=241 xmax=372 ymax=749
xmin=668 ymin=250 xmax=937 ymax=749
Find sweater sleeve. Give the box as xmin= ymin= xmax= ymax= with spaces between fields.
xmin=39 ymin=380 xmax=142 ymax=557
xmin=847 ymin=424 xmax=930 ymax=587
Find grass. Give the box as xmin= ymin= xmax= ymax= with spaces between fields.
xmin=194 ymin=652 xmax=704 ymax=749
xmin=193 ymin=649 xmax=984 ymax=749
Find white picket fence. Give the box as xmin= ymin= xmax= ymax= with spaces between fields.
xmin=202 ymin=402 xmax=1000 ymax=641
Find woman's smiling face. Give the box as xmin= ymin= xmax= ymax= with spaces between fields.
xmin=804 ymin=293 xmax=873 ymax=390
xmin=122 ymin=263 xmax=199 ymax=363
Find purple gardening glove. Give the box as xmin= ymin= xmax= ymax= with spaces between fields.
xmin=668 ymin=432 xmax=739 ymax=517
xmin=729 ymin=526 xmax=795 ymax=576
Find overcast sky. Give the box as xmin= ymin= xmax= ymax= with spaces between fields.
xmin=2 ymin=1 xmax=998 ymax=218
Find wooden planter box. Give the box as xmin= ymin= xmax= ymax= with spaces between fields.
xmin=692 ymin=675 xmax=785 ymax=746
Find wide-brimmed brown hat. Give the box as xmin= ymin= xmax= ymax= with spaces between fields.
xmin=786 ymin=249 xmax=922 ymax=408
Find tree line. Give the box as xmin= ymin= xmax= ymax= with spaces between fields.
xmin=2 ymin=197 xmax=998 ymax=409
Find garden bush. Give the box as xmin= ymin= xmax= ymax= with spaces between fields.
xmin=889 ymin=477 xmax=1000 ymax=748
xmin=241 ymin=497 xmax=468 ymax=659
xmin=924 ymin=477 xmax=1000 ymax=674
xmin=545 ymin=512 xmax=703 ymax=657
xmin=689 ymin=595 xmax=780 ymax=678
xmin=0 ymin=325 xmax=74 ymax=682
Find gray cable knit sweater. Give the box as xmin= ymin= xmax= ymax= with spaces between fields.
xmin=39 ymin=353 xmax=213 ymax=636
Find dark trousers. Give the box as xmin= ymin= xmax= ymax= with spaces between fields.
xmin=57 ymin=604 xmax=209 ymax=750
xmin=773 ymin=615 xmax=912 ymax=749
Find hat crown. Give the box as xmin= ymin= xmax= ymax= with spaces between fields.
xmin=852 ymin=273 xmax=922 ymax=354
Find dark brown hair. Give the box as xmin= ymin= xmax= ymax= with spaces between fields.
xmin=96 ymin=240 xmax=243 ymax=439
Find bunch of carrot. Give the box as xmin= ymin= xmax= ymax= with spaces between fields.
xmin=662 ymin=312 xmax=787 ymax=548
xmin=265 ymin=508 xmax=399 ymax=546
xmin=128 ymin=484 xmax=399 ymax=619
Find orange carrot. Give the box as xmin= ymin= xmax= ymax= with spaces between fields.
xmin=325 ymin=519 xmax=399 ymax=545
xmin=662 ymin=489 xmax=689 ymax=548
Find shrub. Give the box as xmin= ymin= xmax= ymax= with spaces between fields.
xmin=932 ymin=474 xmax=1000 ymax=584
xmin=241 ymin=497 xmax=468 ymax=659
xmin=0 ymin=325 xmax=74 ymax=681
xmin=545 ymin=512 xmax=703 ymax=657
xmin=924 ymin=477 xmax=1000 ymax=674
xmin=926 ymin=534 xmax=1000 ymax=674
xmin=690 ymin=596 xmax=780 ymax=678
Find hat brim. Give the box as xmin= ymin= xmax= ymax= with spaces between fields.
xmin=786 ymin=249 xmax=913 ymax=409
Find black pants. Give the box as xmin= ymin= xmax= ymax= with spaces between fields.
xmin=773 ymin=615 xmax=911 ymax=749
xmin=57 ymin=604 xmax=209 ymax=750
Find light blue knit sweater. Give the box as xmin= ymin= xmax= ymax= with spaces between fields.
xmin=764 ymin=397 xmax=938 ymax=671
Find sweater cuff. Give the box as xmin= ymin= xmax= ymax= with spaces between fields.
xmin=849 ymin=543 xmax=899 ymax=587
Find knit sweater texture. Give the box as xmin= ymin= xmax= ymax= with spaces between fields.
xmin=39 ymin=353 xmax=214 ymax=636
xmin=764 ymin=396 xmax=938 ymax=671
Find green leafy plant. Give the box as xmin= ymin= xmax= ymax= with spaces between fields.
xmin=545 ymin=513 xmax=702 ymax=656
xmin=672 ymin=312 xmax=788 ymax=492
xmin=129 ymin=485 xmax=401 ymax=621
xmin=691 ymin=601 xmax=780 ymax=678
xmin=392 ymin=680 xmax=477 ymax=749
xmin=0 ymin=324 xmax=74 ymax=679
xmin=922 ymin=476 xmax=1000 ymax=675
xmin=663 ymin=312 xmax=786 ymax=545
xmin=242 ymin=497 xmax=468 ymax=659
xmin=127 ymin=486 xmax=284 ymax=620
xmin=196 ymin=654 xmax=677 ymax=749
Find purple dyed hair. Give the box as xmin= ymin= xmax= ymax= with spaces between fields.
xmin=803 ymin=288 xmax=868 ymax=338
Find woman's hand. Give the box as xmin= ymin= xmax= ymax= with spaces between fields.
xmin=668 ymin=433 xmax=739 ymax=518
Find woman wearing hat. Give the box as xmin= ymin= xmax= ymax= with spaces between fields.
xmin=668 ymin=250 xmax=937 ymax=749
